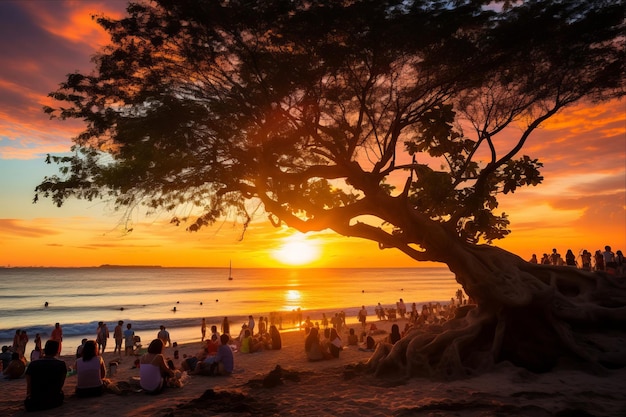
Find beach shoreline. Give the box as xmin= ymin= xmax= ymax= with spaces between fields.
xmin=0 ymin=266 xmax=461 ymax=354
xmin=2 ymin=318 xmax=625 ymax=417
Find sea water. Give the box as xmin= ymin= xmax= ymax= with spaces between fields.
xmin=0 ymin=266 xmax=459 ymax=355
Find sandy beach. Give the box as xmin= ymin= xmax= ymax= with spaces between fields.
xmin=2 ymin=318 xmax=625 ymax=417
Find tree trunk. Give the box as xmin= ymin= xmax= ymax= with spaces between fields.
xmin=367 ymin=244 xmax=626 ymax=379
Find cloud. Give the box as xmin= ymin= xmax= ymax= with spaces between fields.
xmin=0 ymin=1 xmax=127 ymax=159
xmin=524 ymin=100 xmax=625 ymax=176
xmin=0 ymin=218 xmax=61 ymax=238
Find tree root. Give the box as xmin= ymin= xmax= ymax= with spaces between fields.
xmin=367 ymin=247 xmax=626 ymax=379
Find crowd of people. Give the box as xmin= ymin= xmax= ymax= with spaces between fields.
xmin=0 ymin=318 xmax=172 ymax=410
xmin=6 ymin=264 xmax=618 ymax=413
xmin=4 ymin=295 xmax=454 ymax=412
xmin=529 ymin=245 xmax=625 ymax=276
xmin=296 ymin=289 xmax=471 ymax=364
xmin=179 ymin=317 xmax=284 ymax=379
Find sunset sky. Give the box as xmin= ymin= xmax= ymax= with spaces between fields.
xmin=0 ymin=1 xmax=624 ymax=268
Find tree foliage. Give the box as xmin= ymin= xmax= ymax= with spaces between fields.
xmin=35 ymin=0 xmax=626 ymax=376
xmin=36 ymin=0 xmax=623 ymax=257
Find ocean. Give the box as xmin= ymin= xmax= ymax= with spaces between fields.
xmin=0 ymin=266 xmax=459 ymax=355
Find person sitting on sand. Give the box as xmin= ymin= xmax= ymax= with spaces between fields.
xmin=24 ymin=340 xmax=66 ymax=412
xmin=76 ymin=338 xmax=88 ymax=358
xmin=180 ymin=348 xmax=209 ymax=374
xmin=321 ymin=327 xmax=332 ymax=348
xmin=188 ymin=334 xmax=220 ymax=375
xmin=240 ymin=329 xmax=263 ymax=353
xmin=388 ymin=324 xmax=401 ymax=345
xmin=268 ymin=325 xmax=282 ymax=350
xmin=210 ymin=325 xmax=220 ymax=341
xmin=30 ymin=345 xmax=41 ymax=362
xmin=235 ymin=323 xmax=248 ymax=343
xmin=75 ymin=340 xmax=106 ymax=397
xmin=139 ymin=339 xmax=175 ymax=394
xmin=328 ymin=328 xmax=343 ymax=358
xmin=305 ymin=327 xmax=329 ymax=361
xmin=0 ymin=346 xmax=12 ymax=369
xmin=368 ymin=322 xmax=386 ymax=336
xmin=347 ymin=328 xmax=359 ymax=346
xmin=208 ymin=334 xmax=234 ymax=376
xmin=3 ymin=352 xmax=26 ymax=379
xmin=205 ymin=334 xmax=220 ymax=356
xmin=358 ymin=335 xmax=376 ymax=352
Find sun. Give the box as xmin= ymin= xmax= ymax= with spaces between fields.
xmin=272 ymin=234 xmax=321 ymax=266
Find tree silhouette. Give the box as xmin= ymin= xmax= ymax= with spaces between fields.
xmin=36 ymin=0 xmax=625 ymax=377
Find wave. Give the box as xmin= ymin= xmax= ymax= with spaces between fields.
xmin=0 ymin=301 xmax=452 ymax=342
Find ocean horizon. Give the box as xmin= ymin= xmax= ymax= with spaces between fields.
xmin=0 ymin=266 xmax=460 ymax=356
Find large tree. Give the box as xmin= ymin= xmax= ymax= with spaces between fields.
xmin=36 ymin=0 xmax=625 ymax=377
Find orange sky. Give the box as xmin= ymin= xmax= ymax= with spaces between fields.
xmin=0 ymin=1 xmax=624 ymax=268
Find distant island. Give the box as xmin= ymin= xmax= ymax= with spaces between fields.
xmin=98 ymin=264 xmax=163 ymax=268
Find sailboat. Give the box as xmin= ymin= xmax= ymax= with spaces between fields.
xmin=228 ymin=260 xmax=233 ymax=280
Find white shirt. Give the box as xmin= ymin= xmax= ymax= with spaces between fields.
xmin=76 ymin=356 xmax=103 ymax=389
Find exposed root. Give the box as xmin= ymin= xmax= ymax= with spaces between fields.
xmin=367 ymin=246 xmax=626 ymax=379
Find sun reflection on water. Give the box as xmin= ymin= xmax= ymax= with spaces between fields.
xmin=283 ymin=289 xmax=302 ymax=311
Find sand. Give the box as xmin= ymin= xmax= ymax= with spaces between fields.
xmin=2 ymin=319 xmax=625 ymax=417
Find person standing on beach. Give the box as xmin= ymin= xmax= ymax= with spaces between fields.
xmin=221 ymin=317 xmax=230 ymax=336
xmin=123 ymin=323 xmax=134 ymax=356
xmin=201 ymin=318 xmax=207 ymax=341
xmin=50 ymin=323 xmax=63 ymax=355
xmin=398 ymin=299 xmax=407 ymax=318
xmin=24 ymin=340 xmax=66 ymax=412
xmin=18 ymin=330 xmax=29 ymax=358
xmin=550 ymin=248 xmax=561 ymax=265
xmin=595 ymin=250 xmax=605 ymax=271
xmin=358 ymin=306 xmax=367 ymax=329
xmin=34 ymin=333 xmax=42 ymax=352
xmin=12 ymin=329 xmax=20 ymax=353
xmin=113 ymin=320 xmax=124 ymax=355
xmin=96 ymin=322 xmax=109 ymax=354
xmin=603 ymin=245 xmax=617 ymax=273
xmin=157 ymin=325 xmax=171 ymax=347
xmin=258 ymin=316 xmax=266 ymax=336
xmin=247 ymin=315 xmax=255 ymax=336
xmin=581 ymin=250 xmax=592 ymax=270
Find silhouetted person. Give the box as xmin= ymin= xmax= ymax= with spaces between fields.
xmin=24 ymin=340 xmax=66 ymax=412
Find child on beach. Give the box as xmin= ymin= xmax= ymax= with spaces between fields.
xmin=123 ymin=324 xmax=134 ymax=356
